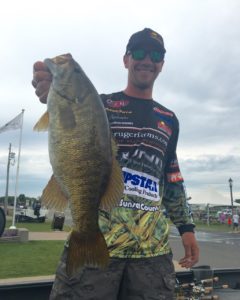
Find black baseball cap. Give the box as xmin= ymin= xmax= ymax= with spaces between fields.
xmin=126 ymin=28 xmax=166 ymax=54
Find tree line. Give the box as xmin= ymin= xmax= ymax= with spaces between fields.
xmin=0 ymin=194 xmax=40 ymax=208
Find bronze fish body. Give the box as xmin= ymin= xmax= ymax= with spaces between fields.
xmin=34 ymin=54 xmax=123 ymax=276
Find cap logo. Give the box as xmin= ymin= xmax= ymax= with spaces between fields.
xmin=150 ymin=31 xmax=163 ymax=45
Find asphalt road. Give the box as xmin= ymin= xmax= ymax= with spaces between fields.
xmin=170 ymin=228 xmax=240 ymax=269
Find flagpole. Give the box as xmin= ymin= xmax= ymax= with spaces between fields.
xmin=4 ymin=143 xmax=12 ymax=215
xmin=10 ymin=109 xmax=25 ymax=229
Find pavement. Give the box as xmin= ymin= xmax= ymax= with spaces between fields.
xmin=0 ymin=274 xmax=55 ymax=285
xmin=28 ymin=230 xmax=69 ymax=240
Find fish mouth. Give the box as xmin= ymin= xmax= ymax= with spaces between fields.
xmin=51 ymin=53 xmax=73 ymax=64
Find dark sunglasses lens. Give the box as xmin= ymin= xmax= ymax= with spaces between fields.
xmin=150 ymin=51 xmax=163 ymax=63
xmin=131 ymin=49 xmax=146 ymax=60
xmin=131 ymin=49 xmax=163 ymax=63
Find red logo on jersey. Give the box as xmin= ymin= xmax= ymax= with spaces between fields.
xmin=106 ymin=99 xmax=129 ymax=108
xmin=153 ymin=107 xmax=173 ymax=117
xmin=167 ymin=172 xmax=183 ymax=183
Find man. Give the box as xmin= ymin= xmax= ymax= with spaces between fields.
xmin=233 ymin=212 xmax=239 ymax=232
xmin=32 ymin=28 xmax=199 ymax=300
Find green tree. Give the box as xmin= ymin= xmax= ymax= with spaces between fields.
xmin=18 ymin=194 xmax=26 ymax=206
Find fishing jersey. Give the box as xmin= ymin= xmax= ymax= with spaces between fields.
xmin=98 ymin=91 xmax=193 ymax=258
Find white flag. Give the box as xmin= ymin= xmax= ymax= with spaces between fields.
xmin=0 ymin=112 xmax=23 ymax=134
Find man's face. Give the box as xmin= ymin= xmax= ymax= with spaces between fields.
xmin=123 ymin=46 xmax=164 ymax=90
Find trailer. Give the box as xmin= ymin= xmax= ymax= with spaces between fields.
xmin=15 ymin=205 xmax=48 ymax=223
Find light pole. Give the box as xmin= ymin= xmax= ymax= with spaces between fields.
xmin=228 ymin=178 xmax=234 ymax=221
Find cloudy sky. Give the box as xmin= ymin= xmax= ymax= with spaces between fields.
xmin=0 ymin=0 xmax=239 ymax=205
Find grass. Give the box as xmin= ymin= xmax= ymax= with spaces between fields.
xmin=0 ymin=220 xmax=69 ymax=279
xmin=194 ymin=221 xmax=235 ymax=233
xmin=0 ymin=241 xmax=65 ymax=279
xmin=5 ymin=220 xmax=71 ymax=232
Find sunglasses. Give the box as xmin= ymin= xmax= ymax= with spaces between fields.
xmin=128 ymin=49 xmax=164 ymax=63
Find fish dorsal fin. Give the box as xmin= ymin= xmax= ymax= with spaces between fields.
xmin=33 ymin=111 xmax=49 ymax=131
xmin=41 ymin=175 xmax=68 ymax=211
xmin=99 ymin=138 xmax=124 ymax=210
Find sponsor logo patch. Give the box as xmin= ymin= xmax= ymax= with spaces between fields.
xmin=167 ymin=171 xmax=183 ymax=183
xmin=157 ymin=121 xmax=172 ymax=135
xmin=119 ymin=199 xmax=160 ymax=212
xmin=122 ymin=167 xmax=160 ymax=202
xmin=112 ymin=127 xmax=169 ymax=152
xmin=106 ymin=107 xmax=132 ymax=114
xmin=153 ymin=107 xmax=174 ymax=117
xmin=106 ymin=99 xmax=129 ymax=108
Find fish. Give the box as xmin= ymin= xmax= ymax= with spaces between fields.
xmin=34 ymin=53 xmax=123 ymax=276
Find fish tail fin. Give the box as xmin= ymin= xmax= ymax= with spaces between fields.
xmin=66 ymin=229 xmax=109 ymax=276
xmin=99 ymin=138 xmax=124 ymax=210
xmin=33 ymin=111 xmax=49 ymax=131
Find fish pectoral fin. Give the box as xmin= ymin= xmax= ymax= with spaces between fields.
xmin=66 ymin=229 xmax=109 ymax=277
xmin=41 ymin=175 xmax=68 ymax=211
xmin=100 ymin=140 xmax=124 ymax=210
xmin=33 ymin=111 xmax=49 ymax=131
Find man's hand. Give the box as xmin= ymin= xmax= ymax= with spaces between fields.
xmin=32 ymin=61 xmax=52 ymax=103
xmin=179 ymin=232 xmax=199 ymax=268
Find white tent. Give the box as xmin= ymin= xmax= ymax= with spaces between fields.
xmin=190 ymin=186 xmax=240 ymax=206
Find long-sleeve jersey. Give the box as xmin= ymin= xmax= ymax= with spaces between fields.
xmin=98 ymin=91 xmax=194 ymax=258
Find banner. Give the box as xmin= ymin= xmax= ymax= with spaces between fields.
xmin=0 ymin=112 xmax=23 ymax=134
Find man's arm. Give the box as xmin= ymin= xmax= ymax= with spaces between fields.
xmin=162 ymin=182 xmax=199 ymax=268
xmin=162 ymin=115 xmax=199 ymax=268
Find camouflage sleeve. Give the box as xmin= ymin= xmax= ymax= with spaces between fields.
xmin=162 ymin=116 xmax=194 ymax=232
xmin=162 ymin=180 xmax=194 ymax=228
